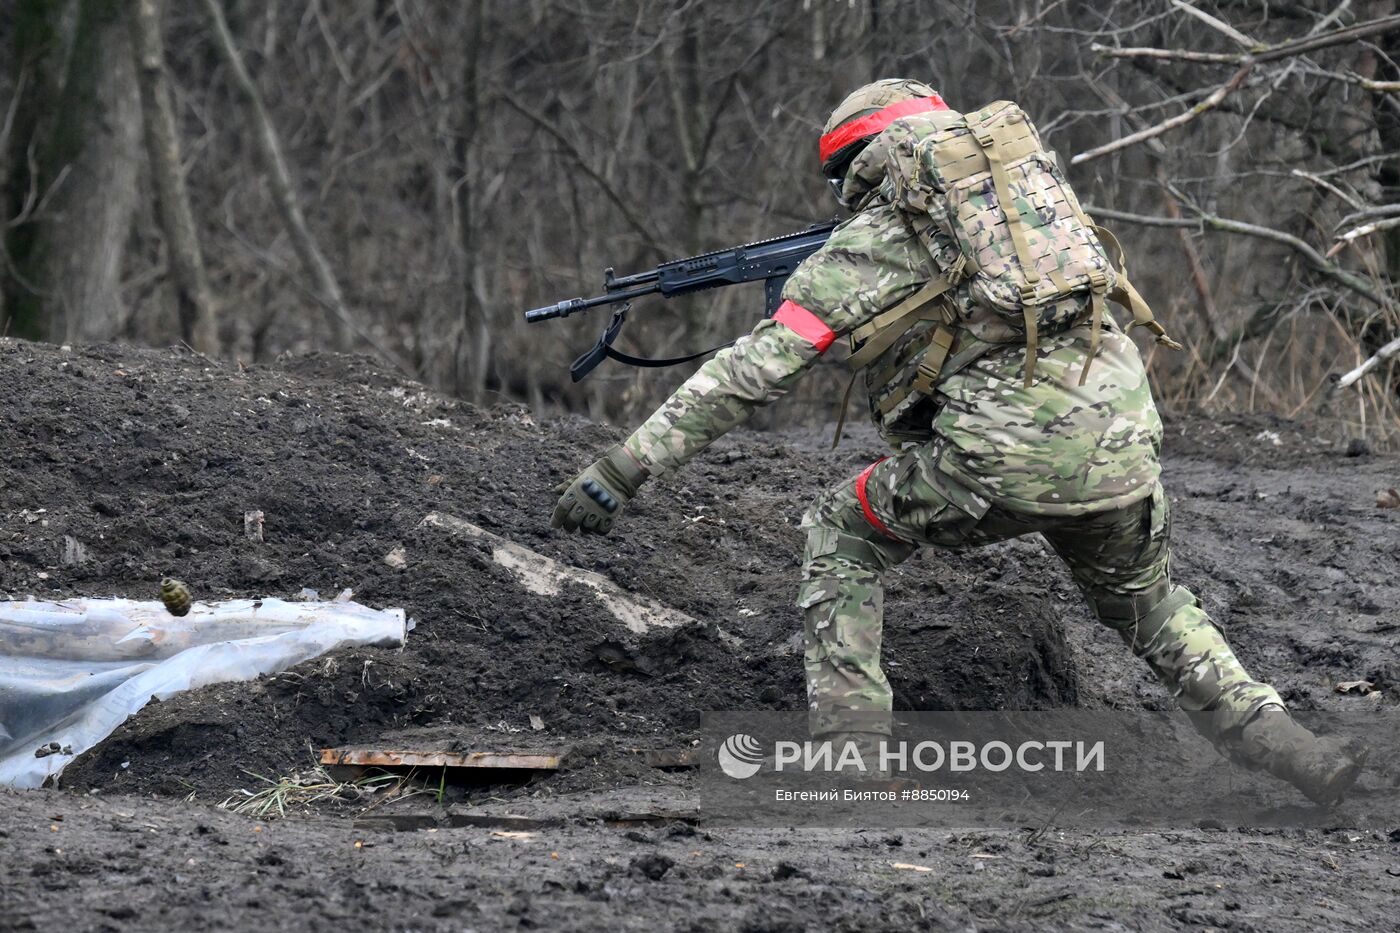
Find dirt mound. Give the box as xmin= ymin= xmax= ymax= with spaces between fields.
xmin=1 ymin=339 xmax=1081 ymax=798
xmin=5 ymin=338 xmax=1399 ymax=933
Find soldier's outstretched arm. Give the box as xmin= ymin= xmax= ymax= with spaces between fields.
xmin=550 ymin=310 xmax=831 ymax=535
xmin=623 ymin=307 xmax=833 ymax=476
xmin=551 ymin=208 xmax=932 ymax=535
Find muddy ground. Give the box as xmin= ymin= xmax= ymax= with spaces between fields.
xmin=1 ymin=338 xmax=1397 ymax=930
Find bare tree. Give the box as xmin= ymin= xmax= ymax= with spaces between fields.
xmin=4 ymin=0 xmax=141 ymax=344
xmin=1 ymin=0 xmax=1396 ymax=440
xmin=452 ymin=0 xmax=492 ymax=405
xmin=199 ymin=0 xmax=353 ymax=352
xmin=1061 ymin=2 xmax=1398 ymax=426
xmin=129 ymin=0 xmax=219 ymax=353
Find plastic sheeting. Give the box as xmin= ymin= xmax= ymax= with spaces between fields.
xmin=0 ymin=594 xmax=407 ymax=788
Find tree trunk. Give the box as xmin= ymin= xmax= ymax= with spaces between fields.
xmin=129 ymin=0 xmax=219 ymax=354
xmin=1334 ymin=0 xmax=1396 ymax=387
xmin=1 ymin=1 xmax=71 ymax=336
xmin=453 ymin=0 xmax=491 ymax=405
xmin=4 ymin=0 xmax=141 ymax=345
xmin=199 ymin=0 xmax=351 ymax=352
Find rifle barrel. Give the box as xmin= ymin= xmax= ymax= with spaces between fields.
xmin=523 ymin=283 xmax=660 ymax=323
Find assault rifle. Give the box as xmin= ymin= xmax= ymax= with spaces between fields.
xmin=524 ymin=220 xmax=838 ymax=382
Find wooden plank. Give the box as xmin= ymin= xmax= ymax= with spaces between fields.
xmin=323 ymin=764 xmax=369 ymax=783
xmin=602 ymin=808 xmax=702 ymax=827
xmin=354 ymin=814 xmax=439 ymax=832
xmin=419 ymin=512 xmax=730 ymax=640
xmin=319 ymin=746 xmax=567 ymax=771
xmin=629 ymin=747 xmax=700 ymax=770
xmin=447 ymin=813 xmax=562 ymax=830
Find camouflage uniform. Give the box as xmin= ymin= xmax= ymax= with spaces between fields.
xmin=622 ymin=105 xmax=1283 ymax=745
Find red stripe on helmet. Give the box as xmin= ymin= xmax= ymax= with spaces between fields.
xmin=855 ymin=457 xmax=904 ymax=542
xmin=773 ymin=300 xmax=836 ymax=353
xmin=819 ymin=94 xmax=949 ymax=165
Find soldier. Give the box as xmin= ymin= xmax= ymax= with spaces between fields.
xmin=551 ymin=79 xmax=1360 ymax=803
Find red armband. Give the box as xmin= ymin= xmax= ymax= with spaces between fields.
xmin=773 ymin=300 xmax=836 ymax=353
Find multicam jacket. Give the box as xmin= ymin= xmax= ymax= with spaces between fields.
xmin=623 ymin=114 xmax=1163 ymax=517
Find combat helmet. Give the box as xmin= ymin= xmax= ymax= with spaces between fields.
xmin=820 ymin=78 xmax=947 ymax=180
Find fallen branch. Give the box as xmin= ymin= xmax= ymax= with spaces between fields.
xmin=1296 ymin=65 xmax=1400 ymax=94
xmin=1085 ymin=205 xmax=1389 ymax=307
xmin=1289 ymin=169 xmax=1363 ymax=211
xmin=1336 ymin=333 xmax=1400 ymax=389
xmin=1170 ymin=0 xmax=1257 ymax=48
xmin=1071 ymin=65 xmax=1254 ymax=165
xmin=1090 ymin=45 xmax=1238 ymax=64
xmin=1092 ymin=12 xmax=1400 ymax=66
xmin=1326 ymin=216 xmax=1400 ymax=258
xmin=1351 ymin=75 xmax=1400 ymax=92
xmin=418 ymin=512 xmax=732 ymax=640
xmin=1080 ymin=13 xmax=1400 ymax=164
xmin=1086 ymin=206 xmax=1193 ymax=230
xmin=1254 ymin=12 xmax=1400 ymax=63
xmin=1338 ymin=204 xmax=1400 ymax=227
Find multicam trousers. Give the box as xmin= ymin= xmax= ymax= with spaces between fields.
xmin=798 ymin=443 xmax=1283 ymax=739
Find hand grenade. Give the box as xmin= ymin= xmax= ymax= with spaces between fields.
xmin=160 ymin=578 xmax=192 ymax=617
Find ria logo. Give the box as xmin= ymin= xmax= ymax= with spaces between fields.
xmin=717 ymin=733 xmax=764 ymax=779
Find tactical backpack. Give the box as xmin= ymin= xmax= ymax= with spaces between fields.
xmin=837 ymin=100 xmax=1179 ymax=447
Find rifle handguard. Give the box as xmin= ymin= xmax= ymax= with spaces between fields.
xmin=526 ymin=219 xmax=838 ymax=375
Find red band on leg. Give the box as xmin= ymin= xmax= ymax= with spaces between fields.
xmin=854 ymin=457 xmax=903 ymax=542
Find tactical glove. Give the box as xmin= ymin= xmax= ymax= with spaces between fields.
xmin=551 ymin=444 xmax=648 ymax=534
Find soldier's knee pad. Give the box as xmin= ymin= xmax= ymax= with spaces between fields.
xmin=1094 ymin=583 xmax=1199 ymax=652
xmin=802 ymin=524 xmax=887 ymax=573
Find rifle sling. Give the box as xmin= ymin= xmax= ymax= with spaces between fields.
xmin=605 ymin=343 xmax=732 ymax=368
xmin=570 ymin=307 xmax=735 ymax=382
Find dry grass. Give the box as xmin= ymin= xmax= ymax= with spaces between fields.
xmin=219 ymin=765 xmax=421 ymax=819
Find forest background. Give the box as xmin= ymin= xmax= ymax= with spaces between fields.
xmin=2 ymin=0 xmax=1397 ymax=441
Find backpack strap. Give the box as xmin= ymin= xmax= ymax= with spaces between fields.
xmin=882 ymin=324 xmax=1005 ymax=418
xmin=1078 ymin=271 xmax=1110 ymax=386
xmin=909 ymin=326 xmax=958 ymax=397
xmin=845 ymin=273 xmax=958 ymax=371
xmin=1113 ymin=278 xmax=1183 ymax=350
xmin=872 ymin=324 xmax=957 ymax=419
xmin=831 ymin=265 xmax=966 ymax=448
xmin=966 ymin=106 xmax=1046 ymax=387
xmin=830 ymin=371 xmax=862 ymax=449
xmin=1088 ymin=224 xmax=1184 ymax=352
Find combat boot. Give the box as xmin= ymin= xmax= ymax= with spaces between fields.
xmin=1235 ymin=707 xmax=1362 ymax=805
xmin=819 ymin=730 xmax=897 ymax=781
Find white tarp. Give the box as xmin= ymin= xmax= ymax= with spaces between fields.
xmin=0 ymin=594 xmax=406 ymax=788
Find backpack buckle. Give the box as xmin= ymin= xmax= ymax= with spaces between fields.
xmin=946 ymin=254 xmax=969 ymax=284
xmin=1087 ymin=269 xmax=1109 ymax=293
xmin=913 ymin=357 xmax=946 ymax=396
xmin=1019 ymin=282 xmax=1043 ymax=305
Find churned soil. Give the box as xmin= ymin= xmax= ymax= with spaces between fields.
xmin=2 ymin=338 xmax=1397 ymax=931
